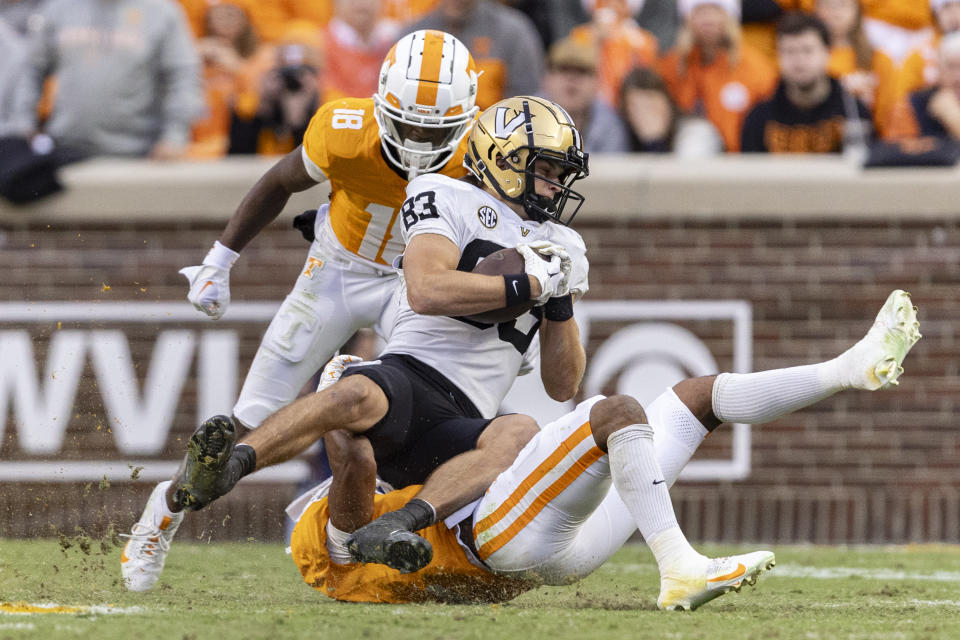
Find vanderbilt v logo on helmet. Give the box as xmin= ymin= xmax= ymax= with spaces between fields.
xmin=465 ymin=96 xmax=589 ymax=226
xmin=374 ymin=30 xmax=480 ymax=179
xmin=494 ymin=108 xmax=527 ymax=139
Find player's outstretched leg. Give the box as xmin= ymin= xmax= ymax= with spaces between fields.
xmin=171 ymin=414 xmax=252 ymax=512
xmin=831 ymin=289 xmax=921 ymax=390
xmin=120 ymin=480 xmax=184 ymax=591
xmin=120 ymin=415 xmax=251 ymax=592
xmin=656 ymin=550 xmax=776 ymax=611
xmin=346 ymin=499 xmax=435 ymax=573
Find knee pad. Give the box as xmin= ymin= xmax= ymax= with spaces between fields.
xmin=646 ymin=387 xmax=708 ymax=443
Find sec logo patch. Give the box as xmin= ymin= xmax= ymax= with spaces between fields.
xmin=478 ymin=206 xmax=498 ymax=228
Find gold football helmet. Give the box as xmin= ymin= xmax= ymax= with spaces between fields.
xmin=464 ymin=95 xmax=589 ymax=225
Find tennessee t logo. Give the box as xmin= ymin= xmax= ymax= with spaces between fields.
xmin=302 ymin=257 xmax=324 ymax=278
xmin=494 ymin=107 xmax=526 ymax=139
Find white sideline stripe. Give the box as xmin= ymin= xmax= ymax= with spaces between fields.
xmin=0 ymin=603 xmax=145 ymax=616
xmin=0 ymin=461 xmax=309 ymax=483
xmin=0 ymin=623 xmax=36 ymax=629
xmin=601 ymin=563 xmax=960 ymax=582
xmin=769 ymin=565 xmax=960 ymax=582
xmin=910 ymin=599 xmax=960 ymax=607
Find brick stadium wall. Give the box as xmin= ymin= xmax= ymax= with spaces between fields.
xmin=0 ymin=158 xmax=957 ymax=545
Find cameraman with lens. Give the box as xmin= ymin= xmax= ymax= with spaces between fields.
xmin=229 ymin=37 xmax=322 ymax=154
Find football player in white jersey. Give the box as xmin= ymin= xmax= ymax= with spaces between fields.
xmin=149 ymin=95 xmax=593 ymax=578
xmin=121 ymin=30 xmax=484 ymax=592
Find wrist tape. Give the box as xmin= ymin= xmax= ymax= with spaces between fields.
xmin=203 ymin=240 xmax=240 ymax=270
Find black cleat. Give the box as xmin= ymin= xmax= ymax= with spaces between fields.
xmin=346 ymin=521 xmax=433 ymax=574
xmin=172 ymin=415 xmax=237 ymax=512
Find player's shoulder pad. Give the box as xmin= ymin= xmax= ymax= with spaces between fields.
xmin=405 ymin=173 xmax=467 ymax=198
xmin=549 ymin=223 xmax=587 ymax=254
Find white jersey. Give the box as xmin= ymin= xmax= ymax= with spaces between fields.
xmin=383 ymin=173 xmax=589 ymax=418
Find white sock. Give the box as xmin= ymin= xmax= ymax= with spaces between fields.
xmin=647 ymin=526 xmax=706 ymax=576
xmin=648 ymin=388 xmax=708 ymax=487
xmin=712 ymin=361 xmax=845 ymax=425
xmin=150 ymin=480 xmax=179 ymax=529
xmin=325 ymin=521 xmax=355 ymax=565
xmin=607 ymin=425 xmax=703 ymax=573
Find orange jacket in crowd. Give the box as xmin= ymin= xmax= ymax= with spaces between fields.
xmin=658 ymin=44 xmax=778 ymax=152
xmin=568 ymin=20 xmax=658 ymax=107
xmin=895 ymin=32 xmax=941 ymax=110
xmin=826 ymin=45 xmax=899 ymax=138
xmin=861 ymin=0 xmax=934 ymax=32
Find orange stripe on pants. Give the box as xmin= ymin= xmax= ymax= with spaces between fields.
xmin=476 ymin=447 xmax=606 ymax=560
xmin=473 ymin=422 xmax=604 ymax=558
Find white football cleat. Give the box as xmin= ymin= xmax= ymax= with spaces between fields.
xmin=657 ymin=550 xmax=775 ymax=611
xmin=836 ymin=289 xmax=921 ymax=390
xmin=120 ymin=481 xmax=184 ymax=592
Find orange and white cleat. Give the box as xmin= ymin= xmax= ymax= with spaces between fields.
xmin=657 ymin=550 xmax=776 ymax=611
xmin=120 ymin=481 xmax=183 ymax=592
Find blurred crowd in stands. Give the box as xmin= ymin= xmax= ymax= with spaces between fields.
xmin=2 ymin=0 xmax=960 ymax=166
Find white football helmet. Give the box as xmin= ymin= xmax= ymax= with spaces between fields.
xmin=374 ymin=30 xmax=480 ymax=178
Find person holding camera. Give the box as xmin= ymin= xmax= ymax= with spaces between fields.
xmin=228 ymin=28 xmax=323 ymax=154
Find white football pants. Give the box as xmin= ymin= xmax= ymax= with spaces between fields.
xmin=474 ymin=388 xmax=702 ymax=585
xmin=233 ymin=216 xmax=399 ymax=428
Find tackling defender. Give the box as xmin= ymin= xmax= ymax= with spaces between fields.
xmin=288 ymin=290 xmax=921 ymax=610
xmin=127 ymin=95 xmax=592 ymax=589
xmin=122 ymin=30 xmax=482 ymax=591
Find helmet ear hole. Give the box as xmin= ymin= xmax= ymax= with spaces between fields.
xmin=495 ymin=153 xmax=510 ymax=170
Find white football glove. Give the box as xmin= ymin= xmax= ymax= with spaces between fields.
xmin=179 ymin=241 xmax=239 ymax=320
xmin=526 ymin=240 xmax=572 ymax=298
xmin=317 ymin=354 xmax=365 ymax=392
xmin=517 ymin=241 xmax=572 ymax=303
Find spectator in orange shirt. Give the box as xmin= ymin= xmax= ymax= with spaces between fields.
xmin=816 ymin=0 xmax=875 ymax=105
xmin=567 ymin=0 xmax=659 ymax=107
xmin=658 ymin=0 xmax=778 ymax=151
xmin=814 ymin=0 xmax=898 ymax=136
xmin=322 ymin=0 xmax=399 ymax=102
xmin=190 ymin=1 xmax=269 ymax=157
xmin=228 ymin=25 xmax=324 ymax=154
xmin=887 ymin=32 xmax=960 ymax=143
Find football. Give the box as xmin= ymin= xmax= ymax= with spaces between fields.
xmin=464 ymin=247 xmax=540 ymax=324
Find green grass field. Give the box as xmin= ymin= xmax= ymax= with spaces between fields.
xmin=2 ymin=538 xmax=960 ymax=640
